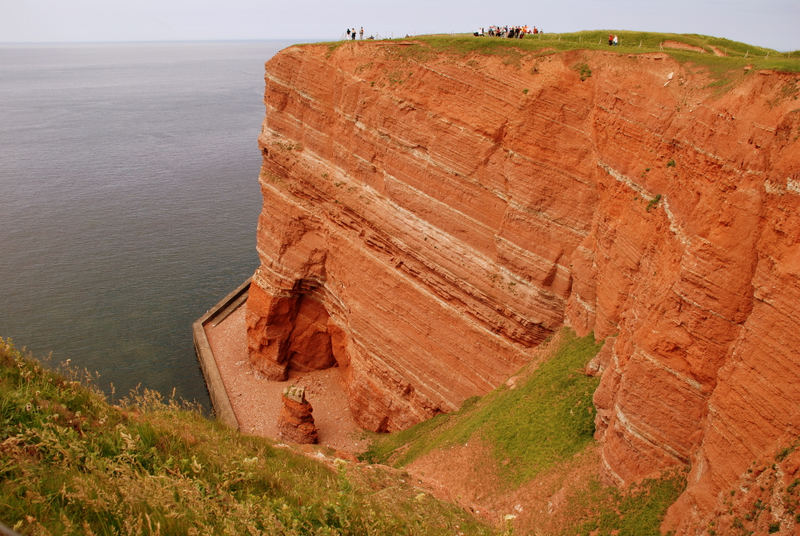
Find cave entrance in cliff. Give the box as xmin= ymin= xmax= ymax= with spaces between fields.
xmin=285 ymin=293 xmax=337 ymax=374
xmin=277 ymin=288 xmax=366 ymax=450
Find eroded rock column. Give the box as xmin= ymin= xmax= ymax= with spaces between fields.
xmin=278 ymin=385 xmax=318 ymax=444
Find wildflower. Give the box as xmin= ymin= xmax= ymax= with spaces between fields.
xmin=119 ymin=430 xmax=137 ymax=451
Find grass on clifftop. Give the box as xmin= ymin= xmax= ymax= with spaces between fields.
xmin=0 ymin=338 xmax=493 ymax=536
xmin=320 ymin=31 xmax=800 ymax=78
xmin=417 ymin=32 xmax=800 ymax=74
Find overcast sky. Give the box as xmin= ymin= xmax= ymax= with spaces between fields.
xmin=3 ymin=0 xmax=799 ymax=51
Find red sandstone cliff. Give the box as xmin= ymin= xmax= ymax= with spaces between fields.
xmin=246 ymin=40 xmax=800 ymax=531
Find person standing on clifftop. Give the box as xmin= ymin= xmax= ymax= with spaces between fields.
xmin=346 ymin=28 xmax=351 ymax=39
xmin=359 ymin=27 xmax=364 ymax=40
xmin=351 ymin=28 xmax=356 ymax=40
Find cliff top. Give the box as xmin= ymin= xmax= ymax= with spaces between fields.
xmin=317 ymin=30 xmax=800 ymax=76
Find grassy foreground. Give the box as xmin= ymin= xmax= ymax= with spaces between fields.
xmin=0 ymin=329 xmax=686 ymax=535
xmin=0 ymin=338 xmax=493 ymax=536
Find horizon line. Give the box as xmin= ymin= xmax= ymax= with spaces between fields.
xmin=0 ymin=37 xmax=330 ymax=46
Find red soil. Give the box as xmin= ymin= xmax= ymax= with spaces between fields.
xmin=660 ymin=40 xmax=707 ymax=53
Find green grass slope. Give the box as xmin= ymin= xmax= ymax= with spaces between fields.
xmin=365 ymin=329 xmax=686 ymax=535
xmin=364 ymin=330 xmax=602 ymax=484
xmin=0 ymin=338 xmax=493 ymax=536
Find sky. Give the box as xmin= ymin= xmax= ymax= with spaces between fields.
xmin=2 ymin=0 xmax=799 ymax=52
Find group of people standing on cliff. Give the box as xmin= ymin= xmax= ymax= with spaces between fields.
xmin=474 ymin=25 xmax=541 ymax=38
xmin=345 ymin=27 xmax=369 ymax=40
xmin=608 ymin=34 xmax=619 ymax=46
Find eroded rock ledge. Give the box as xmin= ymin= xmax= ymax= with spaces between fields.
xmin=245 ymin=40 xmax=800 ymax=531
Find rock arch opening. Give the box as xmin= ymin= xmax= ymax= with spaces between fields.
xmin=246 ymin=277 xmax=341 ymax=381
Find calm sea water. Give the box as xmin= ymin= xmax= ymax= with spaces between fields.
xmin=0 ymin=41 xmax=291 ymax=407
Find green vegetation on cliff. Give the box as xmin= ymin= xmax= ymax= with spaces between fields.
xmin=412 ymin=31 xmax=800 ymax=73
xmin=365 ymin=330 xmax=602 ymax=484
xmin=0 ymin=338 xmax=492 ymax=536
xmin=322 ymin=31 xmax=800 ymax=81
xmin=365 ymin=329 xmax=686 ymax=536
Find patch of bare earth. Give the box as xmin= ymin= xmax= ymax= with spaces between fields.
xmin=401 ymin=331 xmax=604 ymax=534
xmin=661 ymin=40 xmax=706 ymax=53
xmin=407 ymin=441 xmax=603 ymax=534
xmin=203 ymin=304 xmax=369 ymax=454
xmin=709 ymin=45 xmax=726 ymax=57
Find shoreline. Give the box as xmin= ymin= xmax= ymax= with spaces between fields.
xmin=192 ymin=278 xmax=250 ymax=430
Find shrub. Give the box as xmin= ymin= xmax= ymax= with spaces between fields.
xmin=646 ymin=194 xmax=662 ymax=212
xmin=574 ymin=62 xmax=592 ymax=81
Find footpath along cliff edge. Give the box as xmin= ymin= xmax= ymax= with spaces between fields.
xmin=244 ymin=37 xmax=800 ymax=531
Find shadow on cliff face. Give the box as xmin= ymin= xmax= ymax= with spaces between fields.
xmin=285 ymin=295 xmax=337 ymax=373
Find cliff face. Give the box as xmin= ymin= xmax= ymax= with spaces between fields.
xmin=246 ymin=40 xmax=800 ymax=530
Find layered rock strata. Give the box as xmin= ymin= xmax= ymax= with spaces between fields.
xmin=246 ymin=40 xmax=800 ymax=530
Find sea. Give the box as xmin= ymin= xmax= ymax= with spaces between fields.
xmin=0 ymin=40 xmax=293 ymax=408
